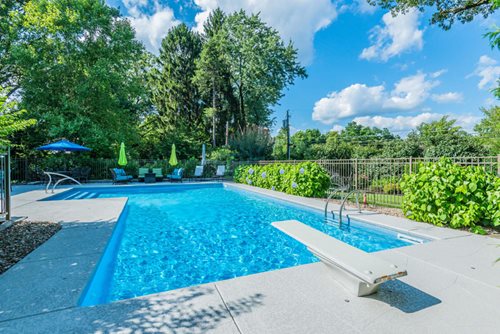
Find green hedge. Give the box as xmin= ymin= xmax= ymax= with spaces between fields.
xmin=400 ymin=158 xmax=500 ymax=233
xmin=234 ymin=162 xmax=331 ymax=198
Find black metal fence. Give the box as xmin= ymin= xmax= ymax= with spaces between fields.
xmin=9 ymin=155 xmax=499 ymax=208
xmin=9 ymin=158 xmax=241 ymax=183
xmin=257 ymin=156 xmax=500 ymax=208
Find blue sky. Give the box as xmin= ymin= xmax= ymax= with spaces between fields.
xmin=107 ymin=1 xmax=500 ymax=135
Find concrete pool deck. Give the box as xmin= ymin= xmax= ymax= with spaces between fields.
xmin=1 ymin=182 xmax=499 ymax=333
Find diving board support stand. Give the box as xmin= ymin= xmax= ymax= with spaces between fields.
xmin=272 ymin=220 xmax=407 ymax=297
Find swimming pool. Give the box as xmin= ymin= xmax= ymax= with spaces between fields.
xmin=47 ymin=184 xmax=425 ymax=305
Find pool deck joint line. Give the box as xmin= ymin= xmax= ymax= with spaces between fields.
xmin=0 ymin=182 xmax=499 ymax=333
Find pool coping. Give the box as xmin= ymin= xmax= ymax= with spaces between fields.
xmin=1 ymin=182 xmax=499 ymax=333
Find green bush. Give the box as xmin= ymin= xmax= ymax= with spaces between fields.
xmin=383 ymin=182 xmax=400 ymax=194
xmin=400 ymin=158 xmax=500 ymax=232
xmin=370 ymin=178 xmax=401 ymax=194
xmin=234 ymin=162 xmax=331 ymax=198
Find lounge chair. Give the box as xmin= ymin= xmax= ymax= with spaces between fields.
xmin=111 ymin=168 xmax=133 ymax=184
xmin=167 ymin=168 xmax=183 ymax=182
xmin=272 ymin=220 xmax=407 ymax=296
xmin=80 ymin=167 xmax=91 ymax=183
xmin=138 ymin=167 xmax=149 ymax=182
xmin=152 ymin=168 xmax=163 ymax=181
xmin=215 ymin=165 xmax=225 ymax=181
xmin=193 ymin=165 xmax=204 ymax=181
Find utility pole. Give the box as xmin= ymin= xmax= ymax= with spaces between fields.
xmin=282 ymin=110 xmax=291 ymax=160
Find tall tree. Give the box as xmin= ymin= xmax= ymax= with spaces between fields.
xmin=146 ymin=23 xmax=207 ymax=158
xmin=194 ymin=9 xmax=235 ymax=147
xmin=474 ymin=106 xmax=500 ymax=154
xmin=368 ymin=0 xmax=498 ymax=30
xmin=150 ymin=24 xmax=203 ymax=130
xmin=221 ymin=10 xmax=307 ymax=130
xmin=8 ymin=0 xmax=147 ymax=157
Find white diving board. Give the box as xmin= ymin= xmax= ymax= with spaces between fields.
xmin=272 ymin=220 xmax=407 ymax=296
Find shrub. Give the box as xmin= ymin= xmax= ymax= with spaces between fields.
xmin=400 ymin=158 xmax=500 ymax=232
xmin=370 ymin=178 xmax=401 ymax=194
xmin=234 ymin=162 xmax=331 ymax=198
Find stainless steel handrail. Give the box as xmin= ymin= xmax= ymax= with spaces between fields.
xmin=44 ymin=171 xmax=81 ymax=193
xmin=339 ymin=190 xmax=362 ymax=226
xmin=324 ymin=189 xmax=341 ymax=221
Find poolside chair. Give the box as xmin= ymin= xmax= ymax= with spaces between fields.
xmin=193 ymin=165 xmax=204 ymax=181
xmin=110 ymin=168 xmax=133 ymax=184
xmin=167 ymin=168 xmax=183 ymax=182
xmin=215 ymin=165 xmax=225 ymax=181
xmin=272 ymin=220 xmax=407 ymax=297
xmin=138 ymin=167 xmax=149 ymax=182
xmin=152 ymin=168 xmax=164 ymax=181
xmin=80 ymin=167 xmax=91 ymax=183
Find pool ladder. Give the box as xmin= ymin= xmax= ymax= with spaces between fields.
xmin=324 ymin=189 xmax=362 ymax=228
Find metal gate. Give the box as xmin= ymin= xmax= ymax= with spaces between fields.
xmin=0 ymin=146 xmax=11 ymax=222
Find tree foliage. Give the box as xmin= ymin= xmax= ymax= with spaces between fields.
xmin=474 ymin=106 xmax=500 ymax=154
xmin=194 ymin=9 xmax=236 ymax=147
xmin=0 ymin=87 xmax=36 ymax=145
xmin=271 ymin=117 xmax=490 ymax=160
xmin=221 ymin=11 xmax=307 ymax=129
xmin=368 ymin=0 xmax=498 ymax=30
xmin=229 ymin=126 xmax=273 ymax=160
xmin=408 ymin=117 xmax=486 ymax=157
xmin=7 ymin=0 xmax=148 ymax=157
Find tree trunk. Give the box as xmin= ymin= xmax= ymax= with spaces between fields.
xmin=238 ymin=82 xmax=245 ymax=133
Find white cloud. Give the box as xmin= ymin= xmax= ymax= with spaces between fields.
xmin=353 ymin=113 xmax=443 ymax=131
xmin=193 ymin=0 xmax=338 ymax=64
xmin=312 ymin=84 xmax=385 ymax=124
xmin=431 ymin=92 xmax=463 ymax=103
xmin=354 ymin=0 xmax=377 ymax=14
xmin=353 ymin=113 xmax=481 ymax=133
xmin=124 ymin=1 xmax=181 ymax=54
xmin=384 ymin=72 xmax=438 ymax=109
xmin=312 ymin=72 xmax=440 ymax=124
xmin=331 ymin=124 xmax=345 ymax=132
xmin=472 ymin=55 xmax=500 ymax=90
xmin=360 ymin=9 xmax=424 ymax=61
xmin=430 ymin=69 xmax=447 ymax=78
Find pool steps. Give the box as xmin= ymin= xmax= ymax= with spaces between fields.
xmin=61 ymin=191 xmax=98 ymax=200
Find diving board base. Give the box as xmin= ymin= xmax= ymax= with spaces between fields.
xmin=311 ymin=249 xmax=379 ymax=296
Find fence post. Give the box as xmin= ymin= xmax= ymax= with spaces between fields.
xmin=354 ymin=158 xmax=358 ymax=190
xmin=409 ymin=156 xmax=412 ymax=175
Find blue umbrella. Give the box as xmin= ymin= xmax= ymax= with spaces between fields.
xmin=36 ymin=139 xmax=91 ymax=152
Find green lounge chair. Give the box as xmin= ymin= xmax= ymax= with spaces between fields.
xmin=111 ymin=168 xmax=133 ymax=184
xmin=138 ymin=167 xmax=149 ymax=181
xmin=152 ymin=168 xmax=163 ymax=181
xmin=167 ymin=168 xmax=183 ymax=182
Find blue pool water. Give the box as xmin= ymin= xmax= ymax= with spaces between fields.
xmin=47 ymin=184 xmax=420 ymax=305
